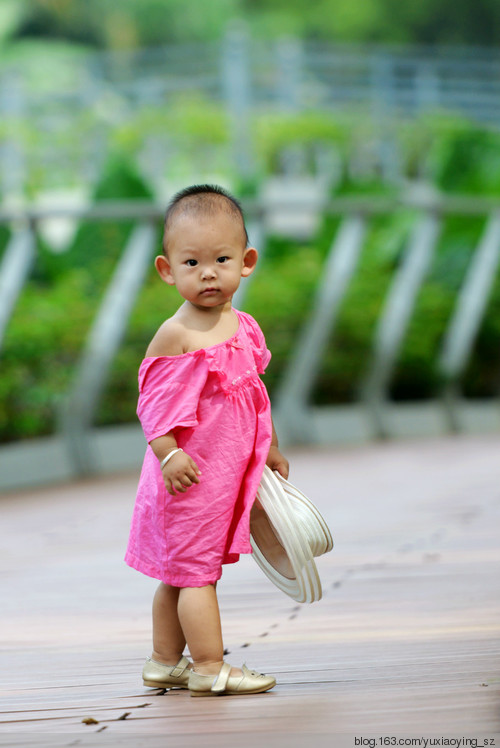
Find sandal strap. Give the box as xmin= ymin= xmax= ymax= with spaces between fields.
xmin=211 ymin=662 xmax=232 ymax=693
xmin=170 ymin=655 xmax=190 ymax=678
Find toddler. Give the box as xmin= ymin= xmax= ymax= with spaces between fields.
xmin=125 ymin=184 xmax=289 ymax=696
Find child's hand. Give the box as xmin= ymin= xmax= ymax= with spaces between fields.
xmin=162 ymin=450 xmax=201 ymax=496
xmin=266 ymin=445 xmax=289 ymax=480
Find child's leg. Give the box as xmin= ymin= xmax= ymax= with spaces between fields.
xmin=152 ymin=582 xmax=187 ymax=665
xmin=177 ymin=585 xmax=222 ymax=672
xmin=178 ymin=584 xmax=241 ymax=677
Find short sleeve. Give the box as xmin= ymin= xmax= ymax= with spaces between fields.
xmin=236 ymin=310 xmax=272 ymax=374
xmin=136 ymin=353 xmax=209 ymax=443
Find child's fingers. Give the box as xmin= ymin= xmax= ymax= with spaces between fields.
xmin=178 ymin=471 xmax=198 ymax=489
xmin=168 ymin=477 xmax=188 ymax=495
xmin=187 ymin=456 xmax=202 ymax=476
xmin=161 ymin=451 xmax=202 ymax=495
xmin=165 ymin=468 xmax=201 ymax=495
xmin=171 ymin=452 xmax=201 ymax=476
xmin=266 ymin=446 xmax=289 ymax=480
xmin=165 ymin=479 xmax=176 ymax=496
xmin=272 ymin=456 xmax=290 ymax=480
xmin=275 ymin=462 xmax=289 ymax=480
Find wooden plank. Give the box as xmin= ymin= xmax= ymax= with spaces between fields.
xmin=1 ymin=437 xmax=500 ymax=746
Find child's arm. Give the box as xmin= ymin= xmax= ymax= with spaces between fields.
xmin=143 ymin=321 xmax=202 ymax=495
xmin=266 ymin=419 xmax=289 ymax=479
xmin=150 ymin=433 xmax=202 ymax=496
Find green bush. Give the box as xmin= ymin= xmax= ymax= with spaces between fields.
xmin=3 ymin=117 xmax=500 ymax=443
xmin=0 ymin=268 xmax=94 ymax=439
xmin=0 ymin=154 xmax=155 ymax=441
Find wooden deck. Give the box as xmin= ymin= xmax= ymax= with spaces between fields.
xmin=1 ymin=435 xmax=499 ymax=747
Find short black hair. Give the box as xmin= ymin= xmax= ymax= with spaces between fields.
xmin=163 ymin=184 xmax=249 ymax=252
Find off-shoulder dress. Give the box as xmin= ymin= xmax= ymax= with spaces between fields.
xmin=125 ymin=310 xmax=273 ymax=587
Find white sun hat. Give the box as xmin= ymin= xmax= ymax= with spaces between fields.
xmin=250 ymin=466 xmax=333 ymax=603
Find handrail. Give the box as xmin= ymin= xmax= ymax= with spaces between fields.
xmin=0 ymin=194 xmax=499 ymax=224
xmin=1 ymin=192 xmax=500 ymax=476
xmin=0 ymin=201 xmax=166 ymax=223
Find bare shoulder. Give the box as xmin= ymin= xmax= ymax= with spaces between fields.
xmin=146 ymin=318 xmax=186 ymax=357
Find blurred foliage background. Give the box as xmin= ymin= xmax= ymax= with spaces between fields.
xmin=2 ymin=0 xmax=500 ymax=46
xmin=1 ymin=0 xmax=500 ymax=444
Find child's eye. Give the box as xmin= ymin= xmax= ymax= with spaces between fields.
xmin=186 ymin=259 xmax=198 ymax=267
xmin=216 ymin=256 xmax=229 ymax=263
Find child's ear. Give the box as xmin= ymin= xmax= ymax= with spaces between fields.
xmin=155 ymin=254 xmax=175 ymax=285
xmin=241 ymin=247 xmax=258 ymax=278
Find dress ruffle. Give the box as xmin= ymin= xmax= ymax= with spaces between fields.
xmin=137 ymin=350 xmax=209 ymax=443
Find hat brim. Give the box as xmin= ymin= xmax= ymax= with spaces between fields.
xmin=250 ymin=466 xmax=333 ymax=603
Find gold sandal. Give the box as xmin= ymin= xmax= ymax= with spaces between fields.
xmin=188 ymin=662 xmax=276 ymax=697
xmin=142 ymin=655 xmax=191 ymax=689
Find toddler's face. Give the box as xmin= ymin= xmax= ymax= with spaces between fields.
xmin=158 ymin=211 xmax=254 ymax=310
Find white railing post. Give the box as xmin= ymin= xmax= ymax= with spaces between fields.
xmin=0 ymin=224 xmax=35 ymax=352
xmin=222 ymin=24 xmax=254 ymax=180
xmin=60 ymin=222 xmax=157 ymax=476
xmin=275 ymin=214 xmax=367 ymax=443
xmin=362 ymin=211 xmax=441 ymax=437
xmin=439 ymin=210 xmax=500 ymax=429
xmin=276 ymin=37 xmax=302 ymax=111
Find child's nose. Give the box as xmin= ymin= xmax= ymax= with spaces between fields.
xmin=201 ymin=265 xmax=217 ymax=279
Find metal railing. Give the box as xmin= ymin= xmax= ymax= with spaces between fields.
xmin=1 ymin=192 xmax=500 ymax=483
xmin=2 ymin=35 xmax=500 ymax=197
xmin=274 ymin=193 xmax=500 ymax=441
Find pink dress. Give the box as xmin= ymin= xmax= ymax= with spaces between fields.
xmin=125 ymin=310 xmax=273 ymax=587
